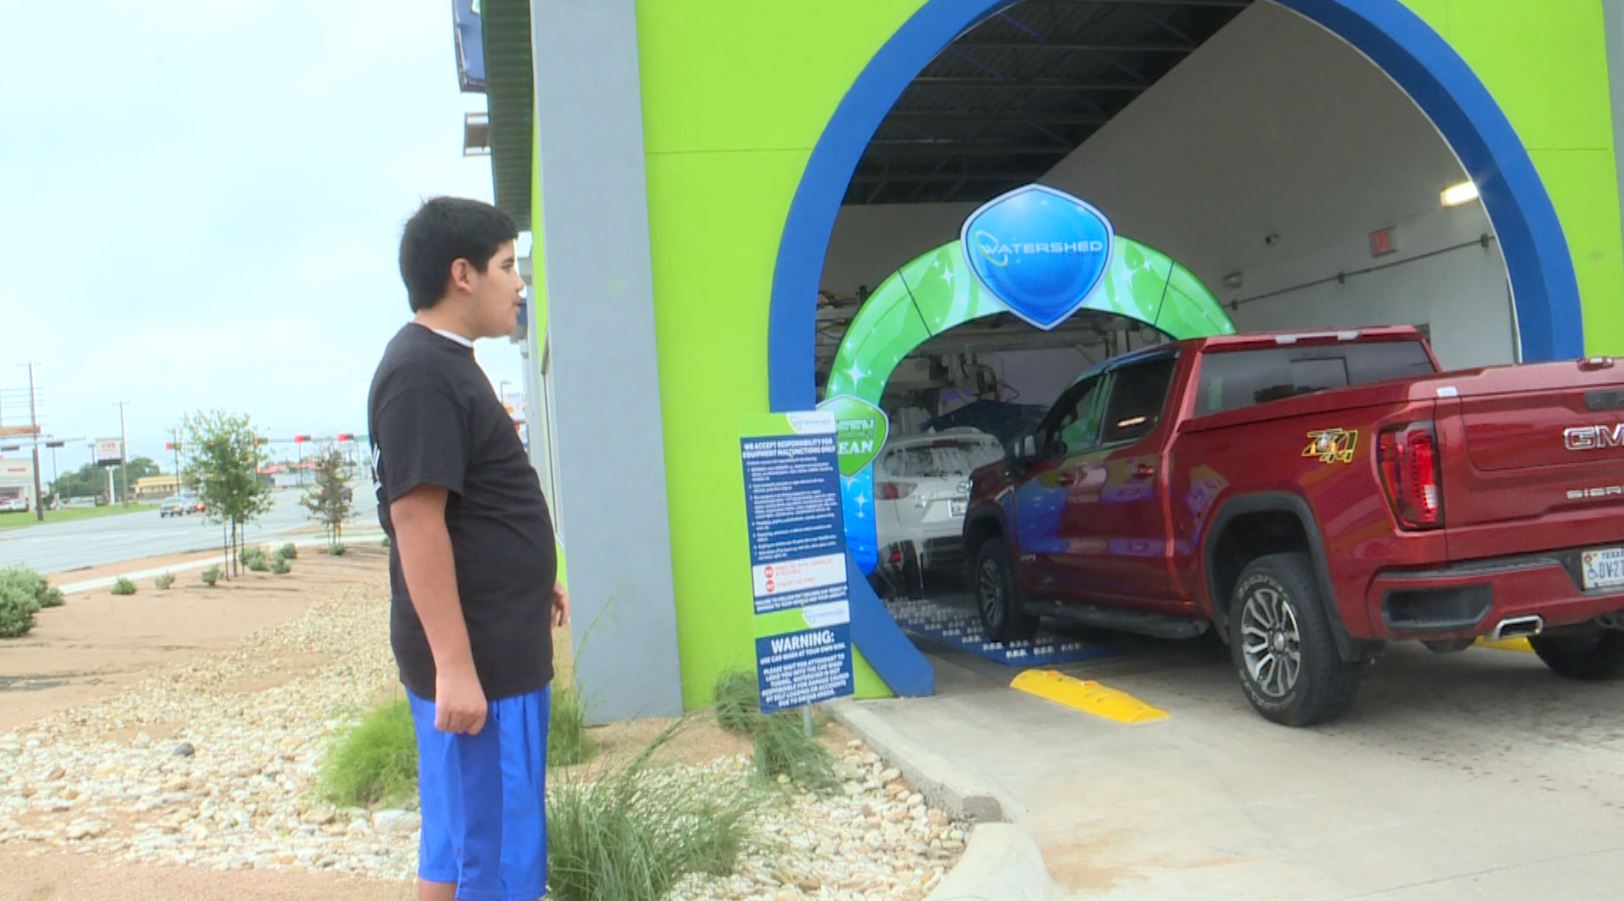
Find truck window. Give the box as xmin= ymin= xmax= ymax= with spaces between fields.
xmin=1196 ymin=341 xmax=1436 ymax=416
xmin=1101 ymin=357 xmax=1178 ymax=445
xmin=1040 ymin=377 xmax=1105 ymax=456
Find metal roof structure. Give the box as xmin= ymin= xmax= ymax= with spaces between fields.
xmin=478 ymin=0 xmax=1250 ymax=226
xmin=481 ymin=0 xmax=534 ymax=231
xmin=850 ymin=0 xmax=1250 ymax=204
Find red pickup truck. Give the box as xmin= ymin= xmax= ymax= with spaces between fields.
xmin=963 ymin=326 xmax=1624 ymax=726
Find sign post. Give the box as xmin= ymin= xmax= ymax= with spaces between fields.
xmin=739 ymin=412 xmax=854 ymax=727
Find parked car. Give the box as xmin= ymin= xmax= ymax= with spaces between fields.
xmin=0 ymin=497 xmax=27 ymax=513
xmin=963 ymin=325 xmax=1624 ymax=726
xmin=872 ymin=428 xmax=1005 ymax=597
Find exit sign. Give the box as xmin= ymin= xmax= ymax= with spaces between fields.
xmin=1369 ymin=227 xmax=1397 ymax=257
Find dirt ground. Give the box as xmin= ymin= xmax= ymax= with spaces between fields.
xmin=2 ymin=545 xmax=857 ymax=900
xmin=1 ymin=547 xmax=390 ymax=731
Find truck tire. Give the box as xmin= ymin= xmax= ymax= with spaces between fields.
xmin=1229 ymin=552 xmax=1361 ymax=727
xmin=1529 ymin=631 xmax=1624 ymax=680
xmin=973 ymin=539 xmax=1038 ymax=642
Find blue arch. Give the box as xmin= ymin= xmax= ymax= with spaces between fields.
xmin=767 ymin=0 xmax=1585 ymax=697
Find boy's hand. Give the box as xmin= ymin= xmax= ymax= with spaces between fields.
xmin=552 ymin=581 xmax=570 ymax=628
xmin=434 ymin=664 xmax=488 ymax=735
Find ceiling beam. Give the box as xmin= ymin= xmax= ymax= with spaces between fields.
xmin=864 ymin=141 xmax=1075 ymax=156
xmin=911 ymin=76 xmax=1148 ymax=91
xmin=883 ymin=109 xmax=1111 ymax=125
xmin=953 ymin=39 xmax=1196 ymax=53
xmin=848 ymin=170 xmax=1036 ymax=185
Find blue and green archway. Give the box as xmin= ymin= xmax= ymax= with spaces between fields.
xmin=767 ymin=0 xmax=1585 ymax=699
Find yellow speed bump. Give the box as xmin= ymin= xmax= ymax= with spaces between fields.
xmin=1478 ymin=637 xmax=1534 ymax=653
xmin=1010 ymin=670 xmax=1169 ymax=724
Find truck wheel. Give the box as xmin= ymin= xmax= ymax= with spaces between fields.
xmin=1529 ymin=631 xmax=1624 ymax=680
xmin=1230 ymin=552 xmax=1361 ymax=727
xmin=974 ymin=539 xmax=1038 ymax=642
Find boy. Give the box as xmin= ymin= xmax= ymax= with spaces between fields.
xmin=369 ymin=196 xmax=567 ymax=901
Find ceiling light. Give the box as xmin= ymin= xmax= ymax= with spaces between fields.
xmin=1441 ymin=180 xmax=1479 ymax=207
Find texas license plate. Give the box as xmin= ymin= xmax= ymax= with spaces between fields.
xmin=1582 ymin=547 xmax=1624 ymax=591
xmin=951 ymin=499 xmax=967 ymax=516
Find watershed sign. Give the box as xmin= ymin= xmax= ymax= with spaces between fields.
xmin=739 ymin=412 xmax=855 ymax=713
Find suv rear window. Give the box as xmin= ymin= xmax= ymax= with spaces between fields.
xmin=1196 ymin=341 xmax=1435 ymax=416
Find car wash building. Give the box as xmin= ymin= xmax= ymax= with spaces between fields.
xmin=465 ymin=0 xmax=1624 ymax=720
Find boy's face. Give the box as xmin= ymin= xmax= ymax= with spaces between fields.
xmin=459 ymin=240 xmax=525 ymax=338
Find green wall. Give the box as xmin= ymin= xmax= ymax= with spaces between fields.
xmin=623 ymin=0 xmax=1624 ymax=709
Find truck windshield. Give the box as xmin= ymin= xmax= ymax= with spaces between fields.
xmin=1195 ymin=341 xmax=1435 ymax=416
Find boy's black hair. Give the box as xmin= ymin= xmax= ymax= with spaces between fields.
xmin=398 ymin=197 xmax=518 ymax=311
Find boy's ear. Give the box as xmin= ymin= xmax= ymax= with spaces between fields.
xmin=448 ymin=258 xmax=476 ymax=295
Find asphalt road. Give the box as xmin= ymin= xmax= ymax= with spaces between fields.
xmin=0 ymin=485 xmax=381 ymax=575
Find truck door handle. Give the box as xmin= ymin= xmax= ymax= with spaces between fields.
xmin=1131 ymin=464 xmax=1156 ymax=480
xmin=1056 ymin=472 xmax=1078 ymax=486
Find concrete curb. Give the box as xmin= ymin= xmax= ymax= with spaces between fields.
xmin=927 ymin=823 xmax=1062 ymax=901
xmin=827 ymin=700 xmax=1063 ymax=901
xmin=56 ymin=532 xmax=387 ymax=594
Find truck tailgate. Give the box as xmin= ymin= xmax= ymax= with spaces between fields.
xmin=1438 ymin=359 xmax=1624 ymax=556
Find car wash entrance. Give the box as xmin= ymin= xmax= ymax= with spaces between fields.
xmin=769 ymin=0 xmax=1585 ymax=697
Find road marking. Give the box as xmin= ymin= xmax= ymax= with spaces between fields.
xmin=1010 ymin=670 xmax=1169 ymax=724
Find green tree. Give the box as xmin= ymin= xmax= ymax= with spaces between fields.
xmin=49 ymin=456 xmax=160 ymax=503
xmin=182 ymin=411 xmax=273 ymax=578
xmin=301 ymin=445 xmax=354 ymax=552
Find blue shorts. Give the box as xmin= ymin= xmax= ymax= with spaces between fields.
xmin=407 ymin=685 xmax=550 ymax=901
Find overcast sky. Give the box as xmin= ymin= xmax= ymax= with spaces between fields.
xmin=0 ymin=1 xmax=525 ymax=473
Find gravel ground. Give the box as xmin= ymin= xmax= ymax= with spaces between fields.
xmin=0 ymin=576 xmax=963 ymax=899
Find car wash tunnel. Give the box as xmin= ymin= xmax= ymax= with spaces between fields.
xmin=769 ymin=0 xmax=1583 ymax=697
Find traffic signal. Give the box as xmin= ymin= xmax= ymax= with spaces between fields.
xmin=336 ymin=433 xmax=353 ymax=443
xmin=165 ymin=442 xmax=176 ymax=451
xmin=294 ymin=435 xmax=310 ymax=444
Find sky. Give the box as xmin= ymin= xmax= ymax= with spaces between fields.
xmin=0 ymin=1 xmax=527 ymax=474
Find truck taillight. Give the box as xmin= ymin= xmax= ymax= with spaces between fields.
xmin=877 ymin=481 xmax=917 ymax=500
xmin=1378 ymin=424 xmax=1443 ymax=530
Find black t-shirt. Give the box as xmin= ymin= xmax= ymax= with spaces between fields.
xmin=367 ymin=323 xmax=557 ymax=701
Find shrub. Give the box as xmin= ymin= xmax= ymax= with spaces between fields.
xmin=752 ymin=712 xmax=837 ymax=794
xmin=241 ymin=546 xmax=269 ymax=571
xmin=320 ymin=700 xmax=417 ymax=808
xmin=111 ymin=577 xmax=138 ymax=596
xmin=0 ymin=567 xmax=64 ymax=609
xmin=549 ymin=683 xmax=593 ymax=767
xmin=329 ymin=543 xmax=347 ymax=557
xmin=271 ymin=557 xmax=292 ymax=575
xmin=713 ymin=668 xmax=761 ymax=736
xmin=0 ymin=593 xmax=39 ymax=639
xmin=201 ymin=566 xmax=221 ymax=587
xmin=277 ymin=543 xmax=299 ymax=561
xmin=548 ymin=720 xmax=759 ymax=901
xmin=381 ymin=536 xmax=391 ymax=548
xmin=154 ymin=572 xmax=176 ymax=591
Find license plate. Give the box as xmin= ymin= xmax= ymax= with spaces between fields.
xmin=1582 ymin=547 xmax=1624 ymax=591
xmin=951 ymin=499 xmax=967 ymax=516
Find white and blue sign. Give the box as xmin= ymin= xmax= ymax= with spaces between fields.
xmin=960 ymin=183 xmax=1114 ymax=331
xmin=739 ymin=412 xmax=854 ymax=713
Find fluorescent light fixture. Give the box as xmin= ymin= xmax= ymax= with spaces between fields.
xmin=1441 ymin=180 xmax=1479 ymax=207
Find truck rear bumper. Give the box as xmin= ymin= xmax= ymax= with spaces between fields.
xmin=1365 ymin=548 xmax=1624 ymax=641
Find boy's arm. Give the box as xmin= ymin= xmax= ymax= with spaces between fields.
xmin=392 ymin=485 xmax=486 ymax=735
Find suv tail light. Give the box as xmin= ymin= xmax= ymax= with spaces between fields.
xmin=877 ymin=481 xmax=917 ymax=500
xmin=1378 ymin=423 xmax=1443 ymax=530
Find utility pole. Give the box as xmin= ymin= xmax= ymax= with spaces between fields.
xmin=26 ymin=364 xmax=43 ymax=522
xmin=114 ymin=400 xmax=130 ymax=506
xmin=169 ymin=426 xmax=183 ymax=492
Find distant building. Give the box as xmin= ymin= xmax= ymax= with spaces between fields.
xmin=0 ymin=458 xmax=36 ymax=510
xmin=134 ymin=475 xmax=182 ymax=500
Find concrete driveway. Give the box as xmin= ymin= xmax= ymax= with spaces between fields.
xmin=863 ymin=628 xmax=1624 ymax=900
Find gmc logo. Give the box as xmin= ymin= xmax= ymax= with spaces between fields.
xmin=1565 ymin=424 xmax=1624 ymax=451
